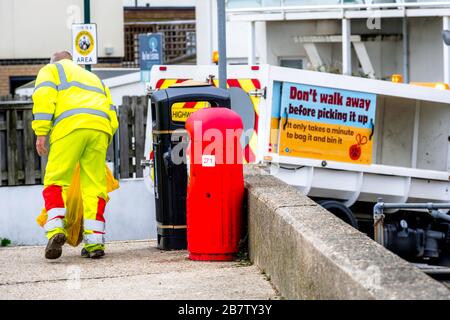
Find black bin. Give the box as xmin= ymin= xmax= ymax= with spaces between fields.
xmin=150 ymin=84 xmax=230 ymax=250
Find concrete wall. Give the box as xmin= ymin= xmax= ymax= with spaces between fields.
xmin=245 ymin=166 xmax=450 ymax=299
xmin=0 ymin=0 xmax=124 ymax=60
xmin=0 ymin=179 xmax=156 ymax=246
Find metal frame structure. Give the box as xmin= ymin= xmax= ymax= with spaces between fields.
xmin=226 ymin=0 xmax=450 ymax=81
xmin=227 ymin=2 xmax=450 ymax=17
xmin=373 ymin=201 xmax=450 ymax=246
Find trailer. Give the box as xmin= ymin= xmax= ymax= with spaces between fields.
xmin=144 ymin=64 xmax=450 ymax=264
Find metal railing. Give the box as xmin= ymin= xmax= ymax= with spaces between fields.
xmin=226 ymin=0 xmax=450 ymax=12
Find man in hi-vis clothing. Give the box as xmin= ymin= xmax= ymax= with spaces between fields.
xmin=32 ymin=51 xmax=118 ymax=259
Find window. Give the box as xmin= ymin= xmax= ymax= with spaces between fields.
xmin=279 ymin=58 xmax=304 ymax=70
xmin=9 ymin=76 xmax=36 ymax=95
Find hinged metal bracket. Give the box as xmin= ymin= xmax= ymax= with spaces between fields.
xmin=248 ymin=86 xmax=267 ymax=99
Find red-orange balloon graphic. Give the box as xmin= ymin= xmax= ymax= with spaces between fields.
xmin=349 ymin=134 xmax=368 ymax=161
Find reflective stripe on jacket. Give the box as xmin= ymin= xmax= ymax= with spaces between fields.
xmin=32 ymin=59 xmax=119 ymax=143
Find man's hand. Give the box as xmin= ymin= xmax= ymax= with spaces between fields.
xmin=36 ymin=136 xmax=48 ymax=156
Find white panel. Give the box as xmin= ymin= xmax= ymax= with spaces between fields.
xmin=248 ymin=21 xmax=256 ymax=65
xmin=272 ymin=166 xmax=449 ymax=204
xmin=379 ymin=97 xmax=415 ymax=168
xmin=0 ymin=179 xmax=155 ymax=245
xmin=271 ymin=166 xmax=310 ymax=191
xmin=342 ymin=18 xmax=352 ymax=76
xmin=273 ymin=154 xmax=448 ymax=180
xmin=311 ymin=168 xmax=360 ymax=193
xmin=408 ymin=178 xmax=450 ymax=202
xmin=195 ymin=0 xmax=213 ymax=64
xmin=409 ymin=17 xmax=443 ymax=83
xmin=417 ymin=101 xmax=450 ymax=171
xmin=411 ymin=101 xmax=421 ymax=168
xmin=444 ymin=16 xmax=450 ymax=84
xmin=124 ymin=0 xmax=195 ymax=5
xmin=360 ymin=175 xmax=407 ymax=197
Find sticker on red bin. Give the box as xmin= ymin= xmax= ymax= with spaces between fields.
xmin=202 ymin=155 xmax=215 ymax=167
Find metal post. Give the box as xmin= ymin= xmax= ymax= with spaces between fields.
xmin=217 ymin=0 xmax=227 ymax=89
xmin=443 ymin=17 xmax=450 ymax=84
xmin=402 ymin=17 xmax=410 ymax=84
xmin=411 ymin=101 xmax=420 ymax=168
xmin=342 ymin=18 xmax=351 ymax=76
xmin=84 ymin=0 xmax=91 ymax=71
xmin=208 ymin=0 xmax=214 ymax=65
xmin=248 ymin=21 xmax=256 ymax=65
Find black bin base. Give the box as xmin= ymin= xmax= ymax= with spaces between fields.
xmin=157 ymin=228 xmax=187 ymax=250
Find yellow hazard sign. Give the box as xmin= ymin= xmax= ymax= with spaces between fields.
xmin=171 ymin=101 xmax=210 ymax=122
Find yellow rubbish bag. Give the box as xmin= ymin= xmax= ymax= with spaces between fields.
xmin=36 ymin=164 xmax=119 ymax=247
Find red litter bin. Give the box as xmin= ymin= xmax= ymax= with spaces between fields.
xmin=185 ymin=107 xmax=244 ymax=261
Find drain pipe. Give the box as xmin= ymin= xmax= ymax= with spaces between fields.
xmin=429 ymin=210 xmax=450 ymax=222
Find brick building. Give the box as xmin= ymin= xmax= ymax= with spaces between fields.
xmin=0 ymin=1 xmax=196 ymax=96
xmin=0 ymin=0 xmax=124 ymax=96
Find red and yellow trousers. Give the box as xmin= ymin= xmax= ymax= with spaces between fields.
xmin=42 ymin=129 xmax=110 ymax=253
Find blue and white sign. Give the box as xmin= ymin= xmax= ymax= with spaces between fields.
xmin=280 ymin=82 xmax=377 ymax=129
xmin=139 ymin=33 xmax=164 ymax=82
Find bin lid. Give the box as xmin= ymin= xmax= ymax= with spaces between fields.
xmin=151 ymin=83 xmax=232 ymax=131
xmin=169 ymin=80 xmax=211 ymax=88
xmin=151 ymin=85 xmax=230 ymax=108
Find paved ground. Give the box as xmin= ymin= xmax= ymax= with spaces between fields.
xmin=0 ymin=240 xmax=279 ymax=300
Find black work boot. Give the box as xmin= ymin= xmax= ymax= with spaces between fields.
xmin=90 ymin=250 xmax=105 ymax=259
xmin=81 ymin=248 xmax=90 ymax=258
xmin=81 ymin=248 xmax=105 ymax=259
xmin=45 ymin=233 xmax=66 ymax=260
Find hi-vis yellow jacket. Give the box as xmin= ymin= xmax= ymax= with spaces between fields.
xmin=32 ymin=59 xmax=119 ymax=143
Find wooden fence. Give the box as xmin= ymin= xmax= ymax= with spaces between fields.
xmin=0 ymin=95 xmax=148 ymax=186
xmin=117 ymin=96 xmax=148 ymax=179
xmin=0 ymin=98 xmax=45 ymax=186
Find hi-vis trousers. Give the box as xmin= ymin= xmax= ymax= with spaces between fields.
xmin=42 ymin=129 xmax=109 ymax=252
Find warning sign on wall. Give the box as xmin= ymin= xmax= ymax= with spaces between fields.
xmin=278 ymin=82 xmax=377 ymax=164
xmin=72 ymin=23 xmax=97 ymax=65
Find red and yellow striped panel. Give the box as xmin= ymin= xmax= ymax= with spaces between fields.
xmin=155 ymin=78 xmax=261 ymax=163
xmin=212 ymin=79 xmax=261 ymax=164
xmin=155 ymin=78 xmax=190 ymax=89
xmin=156 ymin=79 xmax=210 ymax=122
